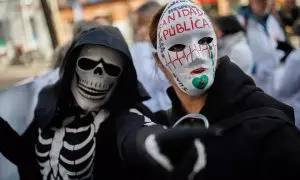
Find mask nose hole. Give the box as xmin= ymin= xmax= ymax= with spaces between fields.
xmin=94 ymin=67 xmax=103 ymax=75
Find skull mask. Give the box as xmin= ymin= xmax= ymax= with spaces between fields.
xmin=71 ymin=45 xmax=124 ymax=111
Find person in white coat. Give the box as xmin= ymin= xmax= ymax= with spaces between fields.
xmin=131 ymin=1 xmax=171 ymax=112
xmin=214 ymin=15 xmax=254 ymax=75
xmin=237 ymin=0 xmax=286 ymax=95
xmin=274 ymin=50 xmax=300 ymax=129
xmin=274 ymin=20 xmax=300 ymax=129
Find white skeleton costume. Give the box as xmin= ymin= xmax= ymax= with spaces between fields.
xmin=0 ymin=26 xmax=150 ymax=180
xmin=35 ymin=45 xmax=123 ymax=180
xmin=36 ymin=110 xmax=109 ymax=180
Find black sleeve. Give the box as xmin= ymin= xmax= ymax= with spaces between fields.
xmin=0 ymin=117 xmax=23 ymax=166
xmin=260 ymin=125 xmax=300 ymax=180
xmin=115 ymin=108 xmax=165 ymax=164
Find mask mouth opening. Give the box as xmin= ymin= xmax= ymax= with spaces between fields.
xmin=190 ymin=67 xmax=207 ymax=75
xmin=75 ymin=73 xmax=114 ymax=101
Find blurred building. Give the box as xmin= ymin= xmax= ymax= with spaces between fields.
xmin=197 ymin=0 xmax=243 ymax=17
xmin=56 ymin=0 xmax=146 ymax=45
xmin=0 ymin=0 xmax=53 ymax=65
xmin=54 ymin=0 xmax=300 ymax=46
xmin=197 ymin=0 xmax=300 ymax=17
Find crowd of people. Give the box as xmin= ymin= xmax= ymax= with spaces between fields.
xmin=0 ymin=0 xmax=300 ymax=180
xmin=130 ymin=0 xmax=300 ymax=129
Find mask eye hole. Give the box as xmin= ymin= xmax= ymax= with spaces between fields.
xmin=198 ymin=37 xmax=213 ymax=45
xmin=104 ymin=63 xmax=122 ymax=77
xmin=78 ymin=58 xmax=98 ymax=71
xmin=168 ymin=44 xmax=186 ymax=52
xmin=99 ymin=58 xmax=122 ymax=77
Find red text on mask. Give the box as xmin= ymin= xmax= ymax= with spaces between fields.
xmin=161 ymin=17 xmax=210 ymax=40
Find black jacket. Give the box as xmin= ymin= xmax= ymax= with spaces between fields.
xmin=117 ymin=56 xmax=300 ymax=180
xmin=166 ymin=56 xmax=300 ymax=179
xmin=0 ymin=26 xmax=150 ymax=180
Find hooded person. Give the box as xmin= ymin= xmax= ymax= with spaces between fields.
xmin=273 ymin=20 xmax=300 ymax=129
xmin=116 ymin=1 xmax=300 ymax=180
xmin=0 ymin=26 xmax=150 ymax=180
xmin=0 ymin=20 xmax=105 ymax=180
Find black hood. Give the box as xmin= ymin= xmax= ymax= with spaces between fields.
xmin=167 ymin=56 xmax=294 ymax=125
xmin=36 ymin=26 xmax=149 ymax=128
xmin=58 ymin=26 xmax=148 ymax=112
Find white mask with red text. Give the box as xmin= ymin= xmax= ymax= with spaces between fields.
xmin=156 ymin=0 xmax=217 ymax=96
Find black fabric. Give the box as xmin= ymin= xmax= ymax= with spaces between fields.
xmin=277 ymin=40 xmax=295 ymax=63
xmin=0 ymin=26 xmax=151 ymax=180
xmin=116 ymin=103 xmax=158 ymax=161
xmin=0 ymin=118 xmax=31 ymax=167
xmin=115 ymin=102 xmax=172 ymax=180
xmin=116 ymin=103 xmax=221 ymax=180
xmin=164 ymin=56 xmax=294 ymax=126
xmin=212 ymin=107 xmax=294 ymax=133
xmin=156 ymin=56 xmax=300 ymax=179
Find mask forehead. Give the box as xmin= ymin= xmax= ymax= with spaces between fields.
xmin=79 ymin=45 xmax=124 ymax=67
xmin=158 ymin=1 xmax=215 ymax=47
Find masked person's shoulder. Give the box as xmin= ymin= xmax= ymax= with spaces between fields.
xmin=114 ymin=103 xmax=152 ymax=119
xmin=113 ymin=102 xmax=164 ymax=129
xmin=33 ymin=82 xmax=59 ymax=124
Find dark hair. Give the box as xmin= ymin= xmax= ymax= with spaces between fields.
xmin=149 ymin=5 xmax=166 ymax=49
xmin=136 ymin=1 xmax=161 ymax=14
xmin=214 ymin=15 xmax=245 ymax=37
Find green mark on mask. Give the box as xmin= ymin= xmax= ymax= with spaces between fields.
xmin=208 ymin=44 xmax=215 ymax=77
xmin=192 ymin=75 xmax=209 ymax=89
xmin=209 ymin=45 xmax=214 ymax=61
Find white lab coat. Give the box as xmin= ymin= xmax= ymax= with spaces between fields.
xmin=218 ymin=32 xmax=254 ymax=76
xmin=273 ymin=50 xmax=300 ymax=129
xmin=130 ymin=42 xmax=171 ymax=112
xmin=237 ymin=14 xmax=285 ymax=95
xmin=0 ymin=69 xmax=59 ymax=180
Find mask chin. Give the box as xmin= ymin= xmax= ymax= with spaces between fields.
xmin=71 ymin=74 xmax=118 ymax=111
xmin=174 ymin=70 xmax=215 ymax=97
xmin=71 ymin=75 xmax=102 ymax=111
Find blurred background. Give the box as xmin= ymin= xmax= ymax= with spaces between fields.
xmin=1 ymin=1 xmax=300 ymax=179
xmin=0 ymin=0 xmax=298 ymax=89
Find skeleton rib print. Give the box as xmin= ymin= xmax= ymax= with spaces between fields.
xmin=36 ymin=110 xmax=109 ymax=180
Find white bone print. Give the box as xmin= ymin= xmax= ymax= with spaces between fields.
xmin=36 ymin=109 xmax=110 ymax=180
